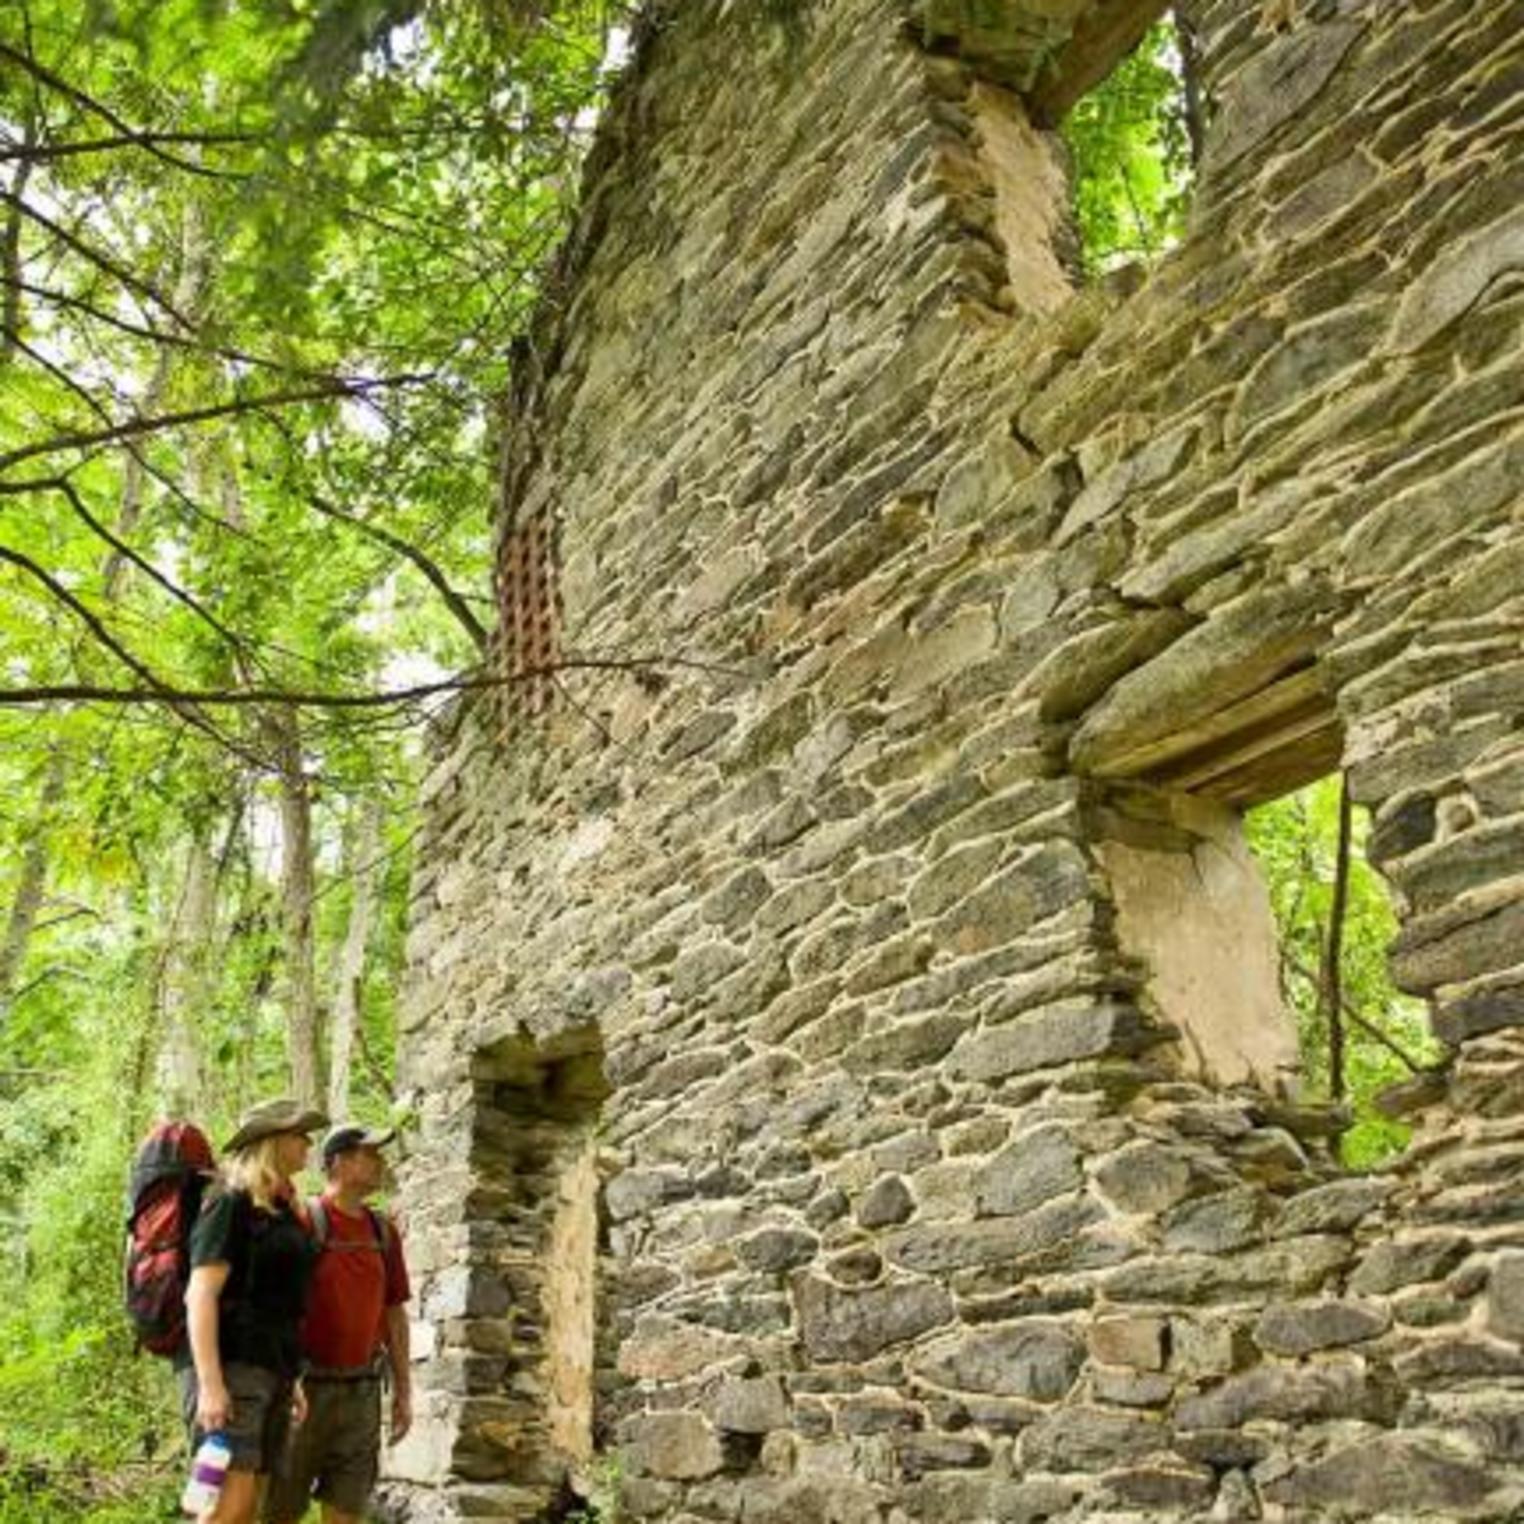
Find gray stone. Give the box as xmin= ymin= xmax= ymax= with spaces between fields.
xmin=913 ymin=1322 xmax=1085 ymax=1401
xmin=1019 ymin=1406 xmax=1168 ymax=1472
xmin=1092 ymin=1141 xmax=1193 ymax=1215
xmin=1263 ymin=1434 xmax=1501 ymax=1515
xmin=844 ymin=1012 xmax=965 ymax=1074
xmin=948 ymin=1000 xmax=1155 ymax=1081
xmin=976 ymin=1125 xmax=1082 ymax=1217
xmin=857 ymin=1174 xmax=915 ymax=1228
xmin=1350 ymin=1233 xmax=1471 ymax=1295
xmin=1176 ymin=1359 xmax=1394 ymax=1430
xmin=792 ymin=1273 xmax=954 ymax=1363
xmin=605 ymin=1167 xmax=693 ymax=1223
xmin=886 ymin=1196 xmax=1102 ymax=1274
xmin=1161 ymin=1187 xmax=1268 ymax=1254
xmin=1391 ymin=202 xmax=1524 ymax=353
xmin=903 ymin=1476 xmax=1081 ymax=1524
xmin=1273 ymin=1177 xmax=1393 ymax=1236
xmin=1208 ymin=19 xmax=1367 ymax=172
xmin=701 ymin=867 xmax=772 ymax=929
xmin=1253 ymin=1298 xmax=1391 ymax=1356
xmin=706 ymin=1376 xmax=788 ymax=1434
xmin=619 ymin=1411 xmax=725 ymax=1480
xmin=1488 ymin=1251 xmax=1524 ymax=1342
xmin=893 ymin=1433 xmax=991 ymax=1479
xmin=1103 ymin=1463 xmax=1214 ymax=1510
xmin=736 ymin=1227 xmax=819 ymax=1274
xmin=668 ymin=941 xmax=748 ymax=1003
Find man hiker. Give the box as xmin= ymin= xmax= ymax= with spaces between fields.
xmin=264 ymin=1123 xmax=412 ymax=1524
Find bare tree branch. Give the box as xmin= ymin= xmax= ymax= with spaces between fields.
xmin=12 ymin=279 xmax=364 ymax=382
xmin=0 ymin=653 xmax=738 ymax=709
xmin=0 ymin=373 xmax=432 ymax=474
xmin=0 ymin=40 xmax=245 ymax=179
xmin=0 ymin=186 xmax=195 ymax=330
xmin=25 ymin=475 xmax=249 ymax=653
xmin=0 ymin=130 xmax=257 ymax=166
xmin=305 ymin=492 xmax=488 ymax=652
xmin=0 ymin=539 xmax=267 ymax=764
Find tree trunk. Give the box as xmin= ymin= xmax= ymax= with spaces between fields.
xmin=1 ymin=116 xmax=37 ymax=367
xmin=104 ymin=205 xmax=210 ymax=596
xmin=0 ymin=752 xmax=66 ymax=1018
xmin=155 ymin=828 xmax=219 ymax=1116
xmin=327 ymin=798 xmax=385 ymax=1121
xmin=1320 ymin=779 xmax=1354 ymax=1105
xmin=271 ymin=707 xmax=322 ymax=1106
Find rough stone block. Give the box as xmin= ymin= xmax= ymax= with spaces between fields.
xmin=618 ymin=1411 xmax=725 ymax=1480
xmin=791 ymin=1273 xmax=954 ymax=1363
xmin=1089 ymin=1314 xmax=1168 ymax=1371
xmin=1253 ymin=1298 xmax=1391 ymax=1356
xmin=976 ymin=1125 xmax=1082 ymax=1217
xmin=913 ymin=1321 xmax=1084 ymax=1400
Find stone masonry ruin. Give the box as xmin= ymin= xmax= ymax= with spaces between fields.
xmin=386 ymin=0 xmax=1524 ymax=1518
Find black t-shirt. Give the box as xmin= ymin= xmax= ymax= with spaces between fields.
xmin=189 ymin=1187 xmax=317 ymax=1378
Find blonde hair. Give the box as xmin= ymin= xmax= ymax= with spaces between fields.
xmin=223 ymin=1135 xmax=294 ymax=1210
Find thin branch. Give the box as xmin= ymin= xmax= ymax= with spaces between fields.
xmin=27 ymin=475 xmax=248 ymax=652
xmin=0 ymin=539 xmax=263 ymax=763
xmin=0 ymin=541 xmax=168 ymax=688
xmin=0 ymin=40 xmax=243 ymax=179
xmin=30 ymin=906 xmax=97 ymax=933
xmin=1 ymin=118 xmax=36 ymax=364
xmin=0 ymin=186 xmax=195 ymax=329
xmin=1286 ymin=953 xmax=1428 ymax=1075
xmin=12 ymin=280 xmax=361 ymax=382
xmin=0 ymin=373 xmax=432 ymax=474
xmin=0 ymin=652 xmax=741 ymax=709
xmin=0 ymin=130 xmax=257 ymax=166
xmin=305 ymin=493 xmax=488 ymax=651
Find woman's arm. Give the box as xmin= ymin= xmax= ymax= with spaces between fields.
xmin=384 ymin=1304 xmax=413 ymax=1442
xmin=186 ymin=1261 xmax=232 ymax=1431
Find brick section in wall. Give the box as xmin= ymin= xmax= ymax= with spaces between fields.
xmin=496 ymin=506 xmax=560 ymax=719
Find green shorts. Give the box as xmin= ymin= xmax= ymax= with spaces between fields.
xmin=179 ymin=1362 xmax=294 ymax=1475
xmin=264 ymin=1373 xmax=382 ymax=1522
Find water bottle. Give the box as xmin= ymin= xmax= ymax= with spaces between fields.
xmin=181 ymin=1431 xmax=232 ymax=1515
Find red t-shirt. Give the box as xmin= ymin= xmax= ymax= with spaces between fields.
xmin=301 ymin=1195 xmax=411 ymax=1370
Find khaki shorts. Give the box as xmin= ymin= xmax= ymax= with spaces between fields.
xmin=179 ymin=1362 xmax=295 ymax=1475
xmin=264 ymin=1373 xmax=382 ymax=1521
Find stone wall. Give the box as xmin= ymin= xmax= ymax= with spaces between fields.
xmin=389 ymin=0 xmax=1524 ymax=1518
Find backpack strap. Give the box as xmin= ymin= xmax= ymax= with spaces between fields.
xmin=306 ymin=1196 xmax=388 ymax=1254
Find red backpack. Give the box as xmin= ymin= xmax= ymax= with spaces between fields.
xmin=124 ymin=1120 xmax=216 ymax=1358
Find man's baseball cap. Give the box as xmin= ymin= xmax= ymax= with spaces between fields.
xmin=321 ymin=1122 xmax=397 ymax=1169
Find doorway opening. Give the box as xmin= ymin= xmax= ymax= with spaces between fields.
xmin=468 ymin=1030 xmax=609 ymax=1481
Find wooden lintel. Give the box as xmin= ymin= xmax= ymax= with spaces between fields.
xmin=1157 ymin=697 xmax=1341 ymax=795
xmin=1026 ymin=0 xmax=1174 ymax=127
xmin=1097 ymin=664 xmax=1326 ymax=781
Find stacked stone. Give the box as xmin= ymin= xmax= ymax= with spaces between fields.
xmin=389 ymin=0 xmax=1524 ymax=1518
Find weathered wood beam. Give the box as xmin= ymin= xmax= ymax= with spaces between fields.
xmin=1027 ymin=0 xmax=1174 ymax=126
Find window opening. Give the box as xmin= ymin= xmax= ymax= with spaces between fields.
xmin=1246 ymin=777 xmax=1444 ymax=1167
xmin=1062 ymin=10 xmax=1200 ymax=276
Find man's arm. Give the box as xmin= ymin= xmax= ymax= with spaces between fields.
xmin=383 ymin=1303 xmax=412 ymax=1442
xmin=186 ymin=1261 xmax=232 ymax=1430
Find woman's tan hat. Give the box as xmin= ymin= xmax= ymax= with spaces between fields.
xmin=222 ymin=1097 xmax=329 ymax=1154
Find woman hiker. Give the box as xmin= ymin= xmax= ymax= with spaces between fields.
xmin=182 ymin=1097 xmax=328 ymax=1524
